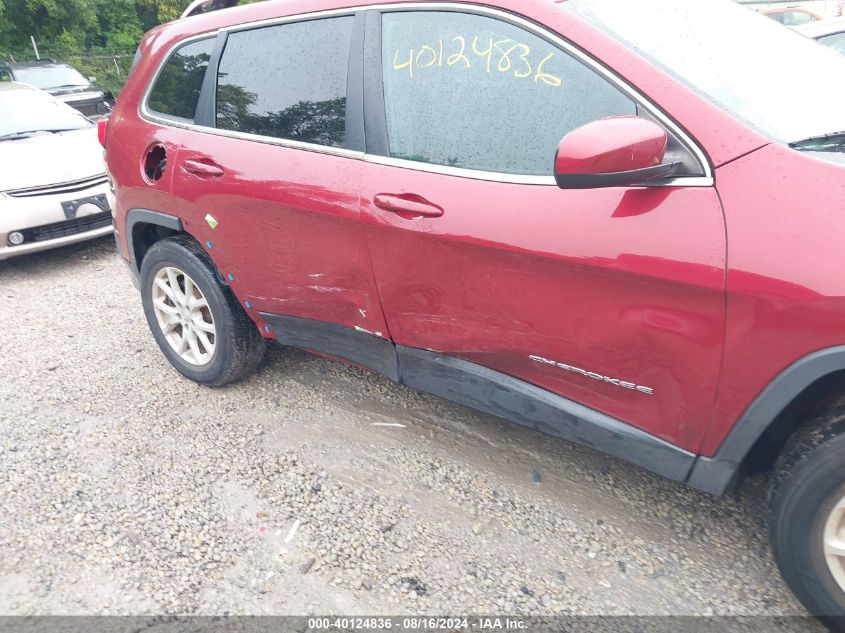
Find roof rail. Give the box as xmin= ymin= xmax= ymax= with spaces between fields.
xmin=180 ymin=0 xmax=241 ymax=19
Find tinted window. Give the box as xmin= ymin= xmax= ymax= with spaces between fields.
xmin=216 ymin=17 xmax=353 ymax=148
xmin=819 ymin=31 xmax=845 ymax=55
xmin=780 ymin=11 xmax=815 ymax=25
xmin=380 ymin=11 xmax=635 ymax=175
xmin=148 ymin=38 xmax=214 ymax=121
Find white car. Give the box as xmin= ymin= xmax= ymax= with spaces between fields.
xmin=795 ymin=16 xmax=845 ymax=53
xmin=0 ymin=82 xmax=112 ymax=261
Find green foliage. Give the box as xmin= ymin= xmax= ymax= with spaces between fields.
xmin=0 ymin=1 xmax=262 ymax=58
xmin=0 ymin=1 xmax=263 ymax=95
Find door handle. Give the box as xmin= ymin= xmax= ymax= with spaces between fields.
xmin=183 ymin=159 xmax=224 ymax=177
xmin=373 ymin=193 xmax=444 ymax=219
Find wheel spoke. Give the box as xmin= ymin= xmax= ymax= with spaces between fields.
xmin=154 ymin=277 xmax=177 ymax=303
xmin=186 ymin=328 xmax=203 ymax=363
xmin=176 ymin=329 xmax=190 ymax=355
xmin=153 ymin=299 xmax=179 ymax=316
xmin=162 ymin=318 xmax=181 ymax=334
xmin=184 ymin=276 xmax=196 ymax=304
xmin=191 ymin=315 xmax=215 ymax=333
xmin=166 ymin=268 xmax=185 ymax=305
xmin=827 ymin=537 xmax=845 ymax=559
xmin=195 ymin=328 xmax=214 ymax=353
xmin=189 ymin=296 xmax=209 ymax=311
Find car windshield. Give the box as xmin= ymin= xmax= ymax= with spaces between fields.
xmin=563 ymin=0 xmax=845 ymax=145
xmin=14 ymin=65 xmax=89 ymax=89
xmin=0 ymin=87 xmax=91 ymax=138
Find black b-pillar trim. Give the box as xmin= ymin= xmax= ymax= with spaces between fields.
xmin=195 ymin=31 xmax=228 ymax=128
xmin=363 ymin=9 xmax=388 ymax=156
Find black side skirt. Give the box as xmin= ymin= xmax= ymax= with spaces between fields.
xmin=259 ymin=312 xmax=696 ymax=486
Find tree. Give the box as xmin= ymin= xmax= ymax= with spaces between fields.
xmin=0 ymin=0 xmax=264 ymax=54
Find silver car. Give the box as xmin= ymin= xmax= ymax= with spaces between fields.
xmin=0 ymin=82 xmax=113 ymax=261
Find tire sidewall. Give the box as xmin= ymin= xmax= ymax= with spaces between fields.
xmin=140 ymin=239 xmax=235 ymax=385
xmin=773 ymin=434 xmax=845 ymax=621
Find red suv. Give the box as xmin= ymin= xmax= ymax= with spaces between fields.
xmin=106 ymin=0 xmax=845 ymax=623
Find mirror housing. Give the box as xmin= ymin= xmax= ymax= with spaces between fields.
xmin=554 ymin=116 xmax=676 ymax=189
xmin=88 ymin=76 xmax=97 ymax=84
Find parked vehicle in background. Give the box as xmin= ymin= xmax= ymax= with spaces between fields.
xmin=106 ymin=0 xmax=845 ymax=626
xmin=0 ymin=83 xmax=112 ymax=261
xmin=796 ymin=16 xmax=845 ymax=52
xmin=762 ymin=6 xmax=823 ymax=23
xmin=181 ymin=0 xmax=241 ymax=18
xmin=0 ymin=61 xmax=114 ymax=120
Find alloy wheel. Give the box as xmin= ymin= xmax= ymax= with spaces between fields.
xmin=824 ymin=490 xmax=845 ymax=593
xmin=151 ymin=266 xmax=216 ymax=366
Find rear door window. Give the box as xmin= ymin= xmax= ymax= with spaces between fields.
xmin=379 ymin=11 xmax=636 ymax=175
xmin=215 ymin=16 xmax=354 ymax=148
xmin=147 ymin=37 xmax=215 ymax=121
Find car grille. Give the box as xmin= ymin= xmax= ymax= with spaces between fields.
xmin=19 ymin=211 xmax=113 ymax=244
xmin=6 ymin=174 xmax=108 ymax=198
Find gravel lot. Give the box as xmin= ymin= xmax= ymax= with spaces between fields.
xmin=0 ymin=237 xmax=825 ymax=627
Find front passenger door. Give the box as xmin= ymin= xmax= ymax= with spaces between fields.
xmin=360 ymin=8 xmax=726 ymax=452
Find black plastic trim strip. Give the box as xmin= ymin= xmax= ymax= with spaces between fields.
xmin=260 ymin=312 xmax=399 ymax=381
xmin=687 ymin=346 xmax=845 ymax=495
xmin=195 ymin=31 xmax=228 ymax=128
xmin=397 ymin=346 xmax=696 ymax=483
xmin=258 ymin=311 xmax=696 ymax=485
xmin=125 ymin=209 xmax=184 ymax=267
xmin=345 ymin=11 xmax=367 ymax=153
xmin=363 ymin=10 xmax=388 ymax=156
xmin=554 ymin=163 xmax=680 ymax=190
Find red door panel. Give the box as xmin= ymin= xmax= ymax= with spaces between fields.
xmin=170 ymin=131 xmax=388 ymax=336
xmin=362 ymin=168 xmax=726 ymax=451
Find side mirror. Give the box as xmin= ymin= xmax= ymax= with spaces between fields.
xmin=88 ymin=76 xmax=97 ymax=84
xmin=554 ymin=116 xmax=677 ymax=189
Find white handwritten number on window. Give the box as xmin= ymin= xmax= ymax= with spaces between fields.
xmin=392 ymin=35 xmax=563 ymax=87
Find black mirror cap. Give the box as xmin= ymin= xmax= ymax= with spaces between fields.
xmin=555 ymin=162 xmax=679 ymax=190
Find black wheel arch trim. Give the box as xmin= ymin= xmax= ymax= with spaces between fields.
xmin=125 ymin=208 xmax=184 ymax=269
xmin=687 ymin=345 xmax=845 ymax=496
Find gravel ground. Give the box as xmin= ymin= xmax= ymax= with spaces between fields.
xmin=0 ymin=237 xmax=825 ymax=628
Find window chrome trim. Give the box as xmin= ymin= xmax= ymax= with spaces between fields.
xmin=140 ymin=32 xmax=219 ymax=128
xmin=139 ymin=2 xmax=715 ymax=187
xmin=186 ymin=125 xmax=366 ymax=159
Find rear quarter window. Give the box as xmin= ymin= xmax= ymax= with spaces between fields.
xmin=147 ymin=37 xmax=215 ymax=121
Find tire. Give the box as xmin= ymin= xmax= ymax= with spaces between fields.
xmin=139 ymin=235 xmax=265 ymax=387
xmin=770 ymin=407 xmax=845 ymax=631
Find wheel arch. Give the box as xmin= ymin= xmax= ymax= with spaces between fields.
xmin=688 ymin=346 xmax=845 ymax=496
xmin=126 ymin=209 xmax=185 ymax=271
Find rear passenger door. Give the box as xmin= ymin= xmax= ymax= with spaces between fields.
xmin=165 ymin=13 xmax=389 ymax=336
